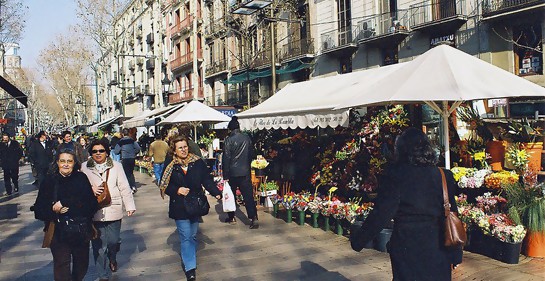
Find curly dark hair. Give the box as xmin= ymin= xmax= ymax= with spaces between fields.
xmin=394 ymin=127 xmax=438 ymax=166
xmin=88 ymin=138 xmax=111 ymax=156
xmin=50 ymin=148 xmax=81 ymax=174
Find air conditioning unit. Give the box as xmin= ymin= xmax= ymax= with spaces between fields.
xmin=359 ymin=19 xmax=376 ymax=39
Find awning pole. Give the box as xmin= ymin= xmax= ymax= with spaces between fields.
xmin=442 ymin=101 xmax=450 ymax=169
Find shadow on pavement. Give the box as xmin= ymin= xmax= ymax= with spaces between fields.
xmin=14 ymin=261 xmax=53 ymax=281
xmin=271 ymin=261 xmax=351 ymax=281
xmin=0 ymin=203 xmax=18 ymax=220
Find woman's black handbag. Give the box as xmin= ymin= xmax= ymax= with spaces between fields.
xmin=183 ymin=192 xmax=210 ymax=217
xmin=57 ymin=216 xmax=93 ymax=245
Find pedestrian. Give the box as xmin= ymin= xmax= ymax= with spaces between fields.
xmin=30 ymin=131 xmax=54 ymax=189
xmin=147 ymin=134 xmax=169 ymax=185
xmin=77 ymin=136 xmax=90 ymax=161
xmin=159 ymin=135 xmax=221 ymax=281
xmin=222 ymin=116 xmax=259 ymax=229
xmin=32 ymin=149 xmax=98 ymax=281
xmin=114 ymin=128 xmax=140 ymax=193
xmin=0 ymin=132 xmax=23 ymax=195
xmin=350 ymin=127 xmax=463 ymax=281
xmin=56 ymin=131 xmax=86 ymax=164
xmin=109 ymin=132 xmax=121 ymax=162
xmin=81 ymin=139 xmax=136 ymax=281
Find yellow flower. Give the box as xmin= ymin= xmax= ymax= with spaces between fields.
xmin=473 ymin=152 xmax=485 ymax=161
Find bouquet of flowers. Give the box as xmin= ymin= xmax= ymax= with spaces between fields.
xmin=484 ymin=171 xmax=519 ymax=190
xmin=270 ymin=194 xmax=283 ymax=205
xmin=251 ymin=155 xmax=269 ymax=170
xmin=295 ymin=193 xmax=310 ymax=212
xmin=307 ymin=197 xmax=322 ymax=214
xmin=451 ymin=167 xmax=474 ymax=182
xmin=282 ymin=192 xmax=297 ymax=210
xmin=320 ymin=200 xmax=333 ymax=217
xmin=487 ymin=213 xmax=526 ymax=243
xmin=457 ymin=169 xmax=492 ymax=189
xmin=475 ymin=192 xmax=507 ymax=214
xmin=330 ymin=201 xmax=346 ymax=220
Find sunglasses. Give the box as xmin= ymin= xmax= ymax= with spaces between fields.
xmin=92 ymin=149 xmax=106 ymax=154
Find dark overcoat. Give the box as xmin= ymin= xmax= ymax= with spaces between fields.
xmin=165 ymin=158 xmax=221 ymax=221
xmin=0 ymin=140 xmax=23 ymax=169
xmin=351 ymin=164 xmax=463 ymax=281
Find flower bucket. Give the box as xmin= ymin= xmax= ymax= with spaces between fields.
xmin=298 ymin=211 xmax=305 ymax=226
xmin=264 ymin=196 xmax=273 ymax=208
xmin=523 ymin=231 xmax=545 ymax=257
xmin=374 ymin=228 xmax=393 ymax=253
xmin=524 ymin=142 xmax=543 ymax=173
xmin=286 ymin=209 xmax=292 ymax=223
xmin=323 ymin=216 xmax=330 ymax=232
xmin=486 ymin=140 xmax=505 ymax=171
xmin=272 ymin=204 xmax=279 ymax=218
xmin=336 ymin=220 xmax=343 ymax=236
xmin=311 ymin=213 xmax=319 ymax=228
xmin=494 ymin=240 xmax=522 ymax=264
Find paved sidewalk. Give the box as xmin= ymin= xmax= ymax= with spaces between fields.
xmin=0 ymin=165 xmax=544 ymax=281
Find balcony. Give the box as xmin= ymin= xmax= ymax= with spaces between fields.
xmin=409 ymin=0 xmax=468 ymax=33
xmin=354 ymin=10 xmax=411 ymax=47
xmin=482 ymin=0 xmax=545 ymax=18
xmin=168 ymin=87 xmax=204 ymax=104
xmin=204 ymin=17 xmax=227 ymax=39
xmin=146 ymin=33 xmax=154 ymax=45
xmin=320 ymin=27 xmax=358 ymax=58
xmin=146 ymin=59 xmax=155 ymax=70
xmin=205 ymin=58 xmax=229 ymax=78
xmin=170 ymin=16 xmax=193 ymax=39
xmin=225 ymin=88 xmax=259 ymax=107
xmin=279 ymin=38 xmax=315 ymax=63
xmin=170 ymin=49 xmax=204 ymax=71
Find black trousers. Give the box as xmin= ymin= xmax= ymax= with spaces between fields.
xmin=227 ymin=175 xmax=257 ymax=220
xmin=3 ymin=166 xmax=19 ymax=194
xmin=121 ymin=158 xmax=136 ymax=188
xmin=50 ymin=236 xmax=90 ymax=281
xmin=36 ymin=166 xmax=49 ymax=189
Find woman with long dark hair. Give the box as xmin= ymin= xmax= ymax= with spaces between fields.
xmin=351 ymin=127 xmax=462 ymax=281
xmin=33 ymin=149 xmax=98 ymax=281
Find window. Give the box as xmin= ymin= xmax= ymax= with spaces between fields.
xmin=338 ymin=0 xmax=352 ymax=45
xmin=514 ymin=23 xmax=543 ymax=76
xmin=382 ymin=47 xmax=398 ymax=66
xmin=340 ymin=57 xmax=352 ymax=74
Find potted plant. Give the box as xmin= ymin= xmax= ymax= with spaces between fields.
xmin=259 ymin=181 xmax=278 ymax=197
xmin=504 ymin=182 xmax=545 ymax=257
xmin=501 ymin=118 xmax=544 ymax=173
xmin=251 ymin=155 xmax=269 ymax=176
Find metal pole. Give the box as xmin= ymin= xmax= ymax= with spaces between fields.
xmin=442 ymin=101 xmax=450 ymax=169
xmin=192 ymin=0 xmax=198 ymax=101
xmin=270 ymin=8 xmax=276 ymax=95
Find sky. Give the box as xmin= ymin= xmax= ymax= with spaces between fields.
xmin=19 ymin=0 xmax=80 ymax=71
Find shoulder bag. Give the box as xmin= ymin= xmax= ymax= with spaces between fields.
xmin=97 ymin=169 xmax=111 ymax=208
xmin=42 ymin=181 xmax=59 ymax=248
xmin=178 ymin=165 xmax=210 ymax=217
xmin=439 ymin=168 xmax=467 ymax=247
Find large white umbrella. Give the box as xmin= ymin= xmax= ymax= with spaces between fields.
xmin=335 ymin=45 xmax=545 ymax=168
xmin=158 ymin=100 xmax=231 ymax=139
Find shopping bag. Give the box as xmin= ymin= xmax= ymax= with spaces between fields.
xmin=222 ymin=181 xmax=236 ymax=212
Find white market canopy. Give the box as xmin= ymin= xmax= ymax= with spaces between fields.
xmin=334 ymin=44 xmax=545 ymax=168
xmin=88 ymin=115 xmax=124 ymax=133
xmin=158 ymin=100 xmax=231 ymax=139
xmin=236 ymin=63 xmax=405 ymax=130
xmin=122 ymin=103 xmax=185 ymax=128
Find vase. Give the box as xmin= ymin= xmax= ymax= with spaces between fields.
xmin=324 ymin=216 xmax=330 ymax=232
xmin=374 ymin=228 xmax=393 ymax=253
xmin=286 ymin=209 xmax=292 ymax=223
xmin=273 ymin=204 xmax=279 ymax=218
xmin=524 ymin=142 xmax=543 ymax=173
xmin=298 ymin=211 xmax=305 ymax=226
xmin=312 ymin=213 xmax=319 ymax=228
xmin=486 ymin=140 xmax=505 ymax=171
xmin=336 ymin=219 xmax=343 ymax=236
xmin=523 ymin=230 xmax=545 ymax=257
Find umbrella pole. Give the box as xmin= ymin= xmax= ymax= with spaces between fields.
xmin=442 ymin=101 xmax=450 ymax=169
xmin=194 ymin=125 xmax=197 ymax=141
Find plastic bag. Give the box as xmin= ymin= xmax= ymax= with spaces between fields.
xmin=222 ymin=181 xmax=236 ymax=212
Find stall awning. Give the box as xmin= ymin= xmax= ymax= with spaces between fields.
xmin=88 ymin=115 xmax=123 ymax=133
xmin=236 ymin=63 xmax=405 ymax=130
xmin=222 ymin=60 xmax=314 ymax=84
xmin=122 ymin=104 xmax=185 ymax=128
xmin=0 ymin=75 xmax=27 ymax=107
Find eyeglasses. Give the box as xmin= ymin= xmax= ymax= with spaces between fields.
xmin=177 ymin=146 xmax=189 ymax=150
xmin=92 ymin=149 xmax=106 ymax=154
xmin=58 ymin=159 xmax=74 ymax=164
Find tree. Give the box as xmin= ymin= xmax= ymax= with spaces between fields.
xmin=0 ymin=0 xmax=27 ymax=49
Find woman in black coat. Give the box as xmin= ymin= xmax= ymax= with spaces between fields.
xmin=159 ymin=135 xmax=221 ymax=281
xmin=33 ymin=149 xmax=98 ymax=281
xmin=351 ymin=128 xmax=462 ymax=281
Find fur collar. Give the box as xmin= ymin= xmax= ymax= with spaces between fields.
xmin=86 ymin=157 xmax=114 ymax=169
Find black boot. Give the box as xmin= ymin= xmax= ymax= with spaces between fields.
xmin=185 ymin=269 xmax=196 ymax=281
xmin=250 ymin=218 xmax=259 ymax=229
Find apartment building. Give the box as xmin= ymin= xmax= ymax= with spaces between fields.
xmin=96 ymin=0 xmax=165 ymax=121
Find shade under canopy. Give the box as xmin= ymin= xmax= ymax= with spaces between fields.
xmin=88 ymin=115 xmax=123 ymax=133
xmin=122 ymin=103 xmax=185 ymax=128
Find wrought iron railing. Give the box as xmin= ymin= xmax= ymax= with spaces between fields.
xmin=205 ymin=59 xmax=228 ymax=76
xmin=225 ymin=88 xmax=259 ymax=106
xmin=354 ymin=10 xmax=410 ymax=41
xmin=320 ymin=25 xmax=355 ymax=52
xmin=204 ymin=17 xmax=227 ymax=36
xmin=279 ymin=38 xmax=315 ymax=61
xmin=482 ymin=0 xmax=542 ymax=15
xmin=409 ymin=0 xmax=467 ymax=27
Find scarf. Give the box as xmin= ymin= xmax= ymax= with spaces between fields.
xmin=159 ymin=153 xmax=200 ymax=199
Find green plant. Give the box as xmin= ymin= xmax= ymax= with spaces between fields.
xmin=506 ymin=145 xmax=529 ymax=173
xmin=502 ymin=118 xmax=544 ymax=143
xmin=260 ymin=181 xmax=278 ymax=191
xmin=504 ymin=182 xmax=545 ymax=233
xmin=197 ymin=132 xmax=216 ymax=147
xmin=457 ymin=106 xmax=493 ymax=142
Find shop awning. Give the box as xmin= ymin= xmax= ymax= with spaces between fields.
xmin=88 ymin=115 xmax=123 ymax=133
xmin=222 ymin=60 xmax=314 ymax=84
xmin=236 ymin=63 xmax=405 ymax=130
xmin=0 ymin=75 xmax=27 ymax=107
xmin=122 ymin=103 xmax=186 ymax=128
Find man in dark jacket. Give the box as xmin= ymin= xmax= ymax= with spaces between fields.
xmin=56 ymin=131 xmax=86 ymax=164
xmin=0 ymin=132 xmax=23 ymax=195
xmin=222 ymin=116 xmax=258 ymax=229
xmin=30 ymin=131 xmax=54 ymax=189
xmin=114 ymin=128 xmax=141 ymax=193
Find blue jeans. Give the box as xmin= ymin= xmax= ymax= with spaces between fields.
xmin=175 ymin=219 xmax=199 ymax=272
xmin=153 ymin=162 xmax=165 ymax=184
xmin=111 ymin=152 xmax=120 ymax=162
xmin=92 ymin=220 xmax=122 ymax=280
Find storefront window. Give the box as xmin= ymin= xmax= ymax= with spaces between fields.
xmin=422 ymin=104 xmax=442 ymax=147
xmin=382 ymin=48 xmax=398 ymax=66
xmin=514 ymin=23 xmax=543 ymax=76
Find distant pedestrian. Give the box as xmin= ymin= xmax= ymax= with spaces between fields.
xmin=159 ymin=135 xmax=221 ymax=281
xmin=109 ymin=132 xmax=121 ymax=162
xmin=147 ymin=135 xmax=169 ymax=185
xmin=222 ymin=116 xmax=258 ymax=229
xmin=77 ymin=136 xmax=90 ymax=161
xmin=114 ymin=128 xmax=140 ymax=193
xmin=81 ymin=139 xmax=136 ymax=281
xmin=0 ymin=132 xmax=23 ymax=195
xmin=30 ymin=131 xmax=54 ymax=189
xmin=57 ymin=131 xmax=86 ymax=164
xmin=350 ymin=128 xmax=463 ymax=281
xmin=32 ymin=149 xmax=98 ymax=281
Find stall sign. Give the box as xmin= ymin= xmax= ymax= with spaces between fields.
xmin=431 ymin=34 xmax=455 ymax=47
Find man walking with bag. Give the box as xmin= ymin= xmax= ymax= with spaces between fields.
xmin=0 ymin=132 xmax=23 ymax=195
xmin=222 ymin=116 xmax=259 ymax=229
xmin=30 ymin=131 xmax=54 ymax=189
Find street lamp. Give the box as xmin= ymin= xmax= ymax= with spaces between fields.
xmin=162 ymin=75 xmax=171 ymax=106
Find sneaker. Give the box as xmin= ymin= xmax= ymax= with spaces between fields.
xmin=131 ymin=187 xmax=137 ymax=194
xmin=185 ymin=269 xmax=196 ymax=281
xmin=14 ymin=188 xmax=18 ymax=193
xmin=32 ymin=181 xmax=38 ymax=185
xmin=250 ymin=219 xmax=259 ymax=229
xmin=224 ymin=217 xmax=236 ymax=225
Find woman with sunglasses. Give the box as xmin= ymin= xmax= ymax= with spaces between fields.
xmin=33 ymin=149 xmax=98 ymax=281
xmin=80 ymin=139 xmax=136 ymax=281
